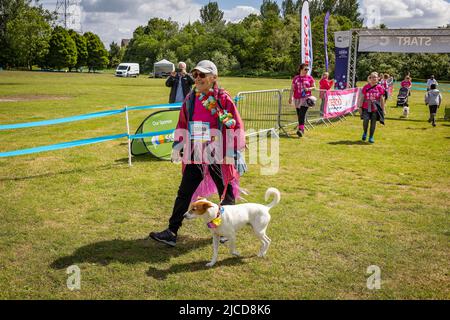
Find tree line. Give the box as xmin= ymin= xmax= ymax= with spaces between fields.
xmin=0 ymin=0 xmax=108 ymax=72
xmin=122 ymin=0 xmax=362 ymax=78
xmin=1 ymin=0 xmax=448 ymax=80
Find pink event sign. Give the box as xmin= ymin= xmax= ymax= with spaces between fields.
xmin=323 ymin=88 xmax=360 ymax=119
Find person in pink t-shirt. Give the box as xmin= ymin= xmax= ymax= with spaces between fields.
xmin=401 ymin=75 xmax=412 ymax=96
xmin=319 ymin=72 xmax=334 ymax=114
xmin=358 ymin=72 xmax=386 ymax=144
xmin=149 ymin=60 xmax=245 ymax=247
xmin=289 ymin=63 xmax=316 ymax=137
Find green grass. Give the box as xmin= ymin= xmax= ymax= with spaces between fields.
xmin=0 ymin=71 xmax=449 ymax=299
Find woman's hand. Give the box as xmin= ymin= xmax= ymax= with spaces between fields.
xmin=288 ymin=97 xmax=293 ymax=105
xmin=171 ymin=149 xmax=182 ymax=163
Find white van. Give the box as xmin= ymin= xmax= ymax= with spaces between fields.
xmin=115 ymin=63 xmax=140 ymax=77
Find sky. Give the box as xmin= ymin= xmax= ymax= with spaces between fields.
xmin=38 ymin=0 xmax=450 ymax=47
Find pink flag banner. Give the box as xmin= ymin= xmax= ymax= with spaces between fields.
xmin=322 ymin=88 xmax=360 ymax=119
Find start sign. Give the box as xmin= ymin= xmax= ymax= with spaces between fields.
xmin=357 ymin=29 xmax=450 ymax=53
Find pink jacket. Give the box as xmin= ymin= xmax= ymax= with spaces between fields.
xmin=174 ymin=84 xmax=245 ymax=201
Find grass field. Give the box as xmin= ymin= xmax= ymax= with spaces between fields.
xmin=0 ymin=71 xmax=449 ymax=299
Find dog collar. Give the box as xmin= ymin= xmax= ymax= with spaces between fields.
xmin=207 ymin=206 xmax=224 ymax=229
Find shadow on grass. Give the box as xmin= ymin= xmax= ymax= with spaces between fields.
xmin=385 ymin=117 xmax=428 ymax=123
xmin=115 ymin=155 xmax=166 ymax=164
xmin=147 ymin=256 xmax=247 ymax=280
xmin=405 ymin=127 xmax=431 ymax=130
xmin=328 ymin=140 xmax=369 ymax=146
xmin=50 ymin=236 xmax=212 ymax=270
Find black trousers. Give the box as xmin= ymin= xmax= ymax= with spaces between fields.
xmin=362 ymin=109 xmax=378 ymax=137
xmin=429 ymin=105 xmax=438 ymax=114
xmin=169 ymin=164 xmax=235 ymax=234
xmin=296 ymin=106 xmax=309 ymax=127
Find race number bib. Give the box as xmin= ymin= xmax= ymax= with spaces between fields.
xmin=189 ymin=121 xmax=211 ymax=141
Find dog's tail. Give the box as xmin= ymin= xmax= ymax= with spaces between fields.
xmin=265 ymin=187 xmax=281 ymax=209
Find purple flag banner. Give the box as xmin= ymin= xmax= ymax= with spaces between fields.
xmin=324 ymin=11 xmax=330 ymax=72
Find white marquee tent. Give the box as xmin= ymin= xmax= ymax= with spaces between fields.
xmin=153 ymin=59 xmax=175 ymax=78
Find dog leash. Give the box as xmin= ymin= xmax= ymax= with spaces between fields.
xmin=207 ymin=183 xmax=229 ymax=229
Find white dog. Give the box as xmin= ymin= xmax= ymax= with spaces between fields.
xmin=183 ymin=188 xmax=281 ymax=267
xmin=402 ymin=106 xmax=410 ymax=118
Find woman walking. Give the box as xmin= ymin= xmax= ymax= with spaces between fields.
xmin=359 ymin=72 xmax=386 ymax=144
xmin=148 ymin=60 xmax=245 ymax=247
xmin=289 ymin=63 xmax=316 ymax=137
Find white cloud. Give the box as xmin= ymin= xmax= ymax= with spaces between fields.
xmin=223 ymin=6 xmax=259 ymax=23
xmin=360 ymin=0 xmax=450 ymax=28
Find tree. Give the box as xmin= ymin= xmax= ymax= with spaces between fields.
xmin=260 ymin=0 xmax=280 ymax=19
xmin=46 ymin=26 xmax=77 ymax=70
xmin=334 ymin=0 xmax=362 ymax=26
xmin=108 ymin=41 xmax=123 ymax=69
xmin=5 ymin=2 xmax=53 ymax=70
xmin=281 ymin=0 xmax=297 ymax=18
xmin=68 ymin=29 xmax=88 ymax=71
xmin=123 ymin=34 xmax=161 ymax=73
xmin=143 ymin=18 xmax=179 ymax=41
xmin=84 ymin=32 xmax=108 ymax=72
xmin=0 ymin=0 xmax=28 ymax=68
xmin=200 ymin=2 xmax=224 ymax=25
xmin=306 ymin=0 xmax=363 ymax=27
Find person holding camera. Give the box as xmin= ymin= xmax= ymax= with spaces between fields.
xmin=166 ymin=62 xmax=195 ymax=103
xmin=288 ymin=63 xmax=316 ymax=137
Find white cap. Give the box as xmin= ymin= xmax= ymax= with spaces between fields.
xmin=191 ymin=60 xmax=218 ymax=76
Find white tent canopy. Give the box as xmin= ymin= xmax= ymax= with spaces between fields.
xmin=153 ymin=59 xmax=175 ymax=77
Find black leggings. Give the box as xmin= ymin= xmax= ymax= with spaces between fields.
xmin=429 ymin=105 xmax=438 ymax=114
xmin=363 ymin=110 xmax=377 ymax=137
xmin=169 ymin=164 xmax=235 ymax=234
xmin=296 ymin=106 xmax=308 ymax=127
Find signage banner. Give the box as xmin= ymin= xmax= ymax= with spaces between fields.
xmin=358 ymin=35 xmax=450 ymax=53
xmin=334 ymin=31 xmax=351 ymax=90
xmin=301 ymin=0 xmax=313 ymax=75
xmin=324 ymin=11 xmax=330 ymax=72
xmin=323 ymin=88 xmax=359 ymax=119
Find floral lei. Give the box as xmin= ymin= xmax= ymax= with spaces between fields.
xmin=194 ymin=85 xmax=236 ymax=129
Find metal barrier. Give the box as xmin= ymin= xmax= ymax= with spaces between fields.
xmin=235 ymin=89 xmax=281 ymax=136
xmin=279 ymin=88 xmax=328 ymax=133
xmin=237 ymin=88 xmax=355 ymax=137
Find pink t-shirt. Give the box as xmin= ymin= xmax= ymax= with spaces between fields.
xmin=362 ymin=84 xmax=385 ymax=111
xmin=292 ymin=75 xmax=315 ymax=99
xmin=319 ymin=78 xmax=334 ymax=99
xmin=192 ymin=97 xmax=219 ymax=129
xmin=401 ymin=80 xmax=412 ymax=88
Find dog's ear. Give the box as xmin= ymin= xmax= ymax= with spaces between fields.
xmin=202 ymin=202 xmax=214 ymax=210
